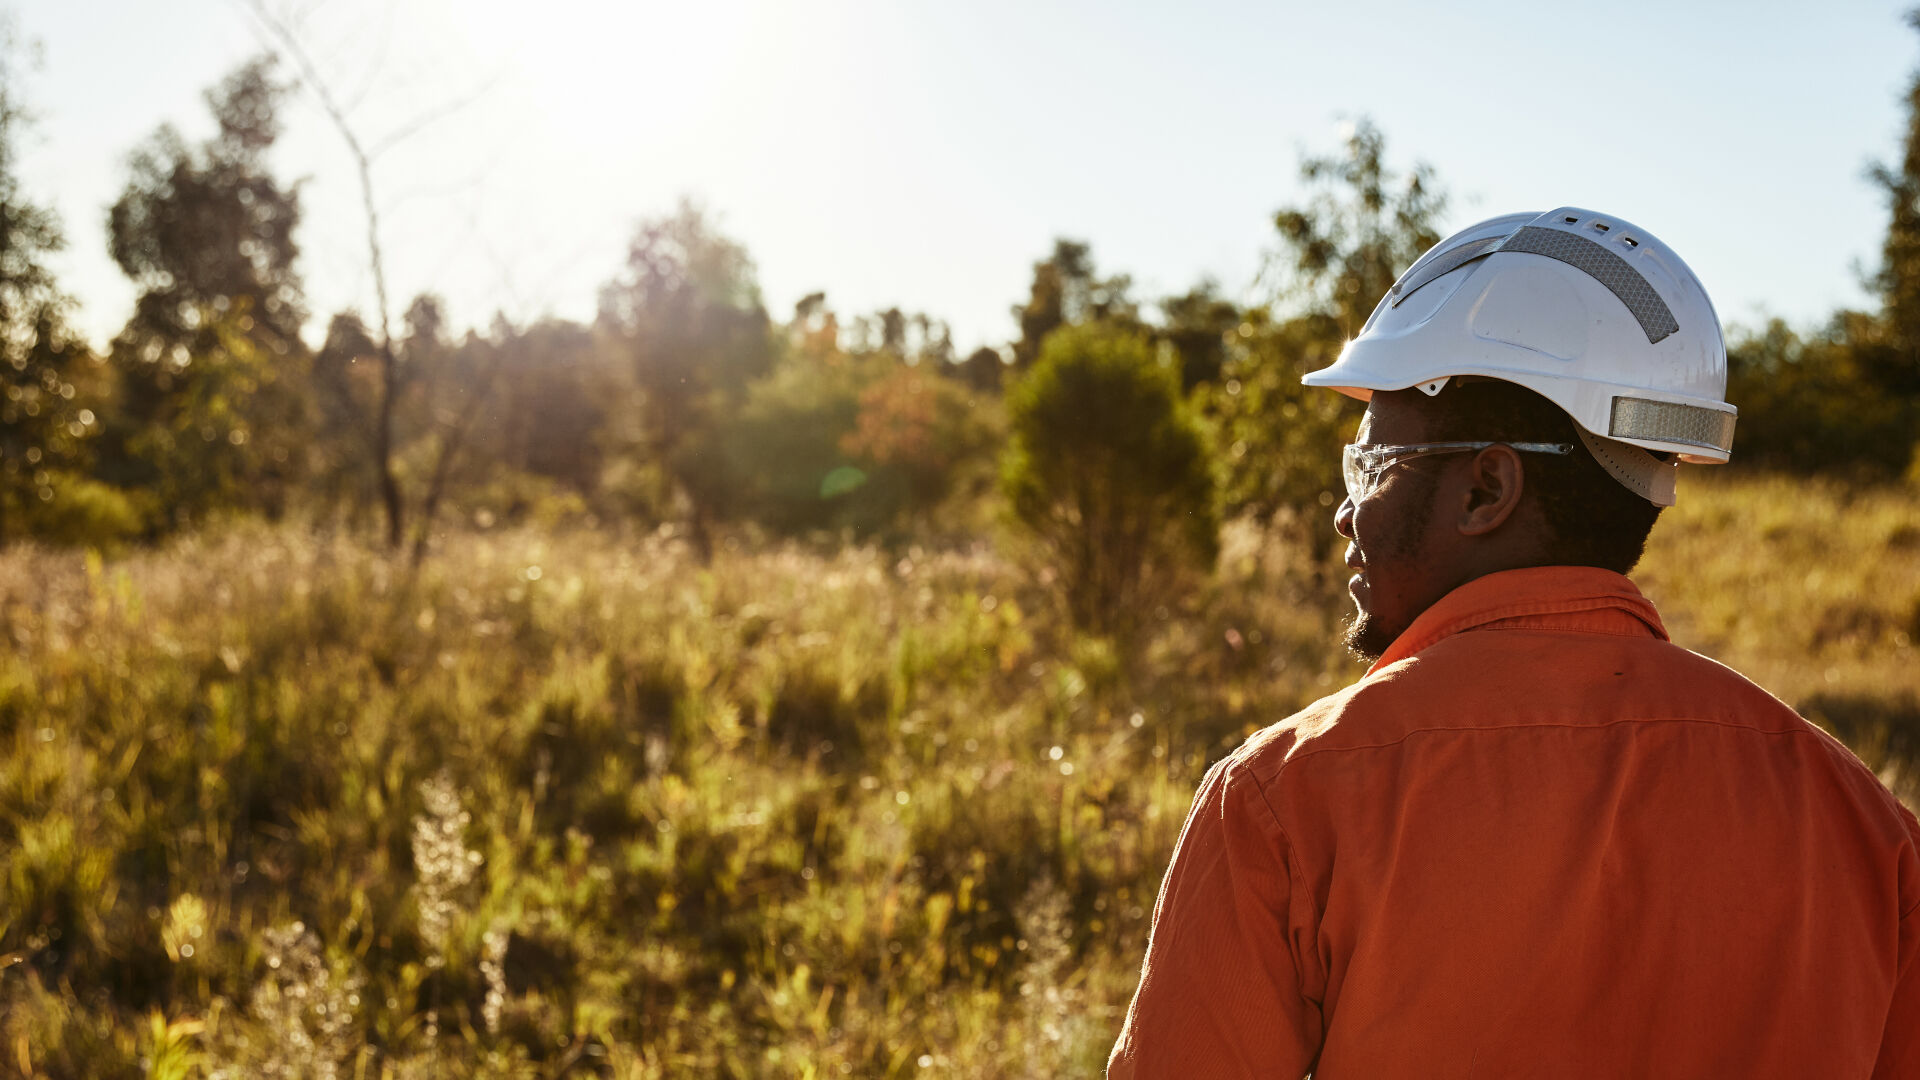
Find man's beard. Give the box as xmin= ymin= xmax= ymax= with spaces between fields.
xmin=1341 ymin=609 xmax=1397 ymax=663
xmin=1339 ymin=467 xmax=1438 ymax=665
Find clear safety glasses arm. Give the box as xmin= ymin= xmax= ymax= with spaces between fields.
xmin=1341 ymin=441 xmax=1573 ymax=501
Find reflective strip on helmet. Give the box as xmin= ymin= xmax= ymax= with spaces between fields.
xmin=1497 ymin=226 xmax=1680 ymax=344
xmin=1608 ymin=396 xmax=1736 ymax=453
xmin=1389 ymin=235 xmax=1507 ymax=307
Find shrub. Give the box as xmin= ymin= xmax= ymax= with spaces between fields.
xmin=8 ymin=474 xmax=151 ymax=548
xmin=1002 ymin=323 xmax=1218 ymax=634
xmin=840 ymin=366 xmax=995 ymax=524
xmin=1725 ymin=315 xmax=1918 ymax=476
xmin=1208 ymin=311 xmax=1361 ymax=559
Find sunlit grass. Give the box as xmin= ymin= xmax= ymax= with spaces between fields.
xmin=0 ymin=471 xmax=1914 ymax=1076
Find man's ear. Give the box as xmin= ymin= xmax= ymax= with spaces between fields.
xmin=1457 ymin=446 xmax=1526 ymax=536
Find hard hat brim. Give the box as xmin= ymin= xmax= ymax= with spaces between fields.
xmin=1302 ymin=349 xmax=1734 ymax=465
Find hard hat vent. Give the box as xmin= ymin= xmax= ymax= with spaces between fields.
xmin=1389 ymin=235 xmax=1507 ymax=308
xmin=1498 ymin=226 xmax=1680 ymax=344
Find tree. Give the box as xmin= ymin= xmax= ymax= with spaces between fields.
xmin=308 ymin=310 xmax=381 ymax=519
xmin=103 ymin=56 xmax=308 ymax=526
xmin=1863 ymin=5 xmax=1920 ymax=457
xmin=841 ymin=365 xmax=992 ymax=522
xmin=1872 ymin=9 xmax=1920 ymax=373
xmin=597 ymin=201 xmax=774 ymax=558
xmin=245 ymin=0 xmax=499 ymax=549
xmin=480 ymin=317 xmax=607 ymax=494
xmin=1211 ymin=310 xmax=1360 ymax=555
xmin=714 ymin=293 xmax=994 ymax=540
xmin=402 ymin=301 xmax=509 ymax=562
xmin=1267 ymin=117 xmax=1447 ymax=338
xmin=1009 ymin=240 xmax=1138 ymax=371
xmin=1725 ymin=315 xmax=1913 ymax=476
xmin=0 ymin=23 xmax=108 ymax=542
xmin=246 ymin=1 xmax=406 ymax=545
xmin=955 ymin=346 xmax=1007 ymax=393
xmin=726 ymin=348 xmax=871 ymax=536
xmin=1159 ymin=280 xmax=1242 ymax=391
xmin=1207 ymin=119 xmax=1443 ymax=551
xmin=1003 ymin=323 xmax=1216 ymax=635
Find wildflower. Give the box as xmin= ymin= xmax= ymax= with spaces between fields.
xmin=411 ymin=771 xmax=480 ymax=965
xmin=1015 ymin=875 xmax=1086 ymax=1051
xmin=480 ymin=925 xmax=509 ymax=1036
xmin=242 ymin=922 xmax=361 ymax=1080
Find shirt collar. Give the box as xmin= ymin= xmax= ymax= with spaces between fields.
xmin=1367 ymin=565 xmax=1669 ymax=675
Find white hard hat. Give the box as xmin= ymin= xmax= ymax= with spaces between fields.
xmin=1301 ymin=207 xmax=1736 ymax=506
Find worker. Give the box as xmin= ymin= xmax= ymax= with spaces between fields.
xmin=1108 ymin=208 xmax=1920 ymax=1078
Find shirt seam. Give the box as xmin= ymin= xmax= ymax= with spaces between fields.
xmin=1401 ymin=599 xmax=1664 ymax=650
xmin=1235 ymin=762 xmax=1321 ymax=1004
xmin=1371 ymin=577 xmax=1668 ymax=669
xmin=1247 ymin=716 xmax=1920 ymax=990
xmin=1273 ymin=715 xmax=1825 ymax=779
xmin=1469 ymin=623 xmax=1664 ymax=640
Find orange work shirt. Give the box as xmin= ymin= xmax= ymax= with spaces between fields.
xmin=1110 ymin=566 xmax=1920 ymax=1078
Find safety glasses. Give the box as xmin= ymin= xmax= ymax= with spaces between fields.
xmin=1341 ymin=441 xmax=1573 ymax=503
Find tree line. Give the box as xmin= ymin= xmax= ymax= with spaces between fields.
xmin=3 ymin=39 xmax=1920 ymax=623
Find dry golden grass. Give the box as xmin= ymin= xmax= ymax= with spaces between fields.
xmin=0 ymin=470 xmax=1912 ymax=1077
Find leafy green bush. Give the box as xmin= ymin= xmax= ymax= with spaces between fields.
xmin=1209 ymin=311 xmax=1361 ymax=551
xmin=1003 ymin=323 xmax=1218 ymax=634
xmin=1725 ymin=315 xmax=1918 ymax=476
xmin=726 ymin=353 xmax=872 ymax=535
xmin=6 ymin=474 xmax=151 ymax=548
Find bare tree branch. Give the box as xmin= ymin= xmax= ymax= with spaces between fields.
xmin=339 ymin=0 xmax=396 ymax=116
xmin=243 ymin=0 xmax=405 ymax=547
xmin=410 ymin=340 xmax=505 ymax=566
xmin=239 ymin=0 xmax=518 ymax=557
xmin=369 ymin=73 xmax=504 ymax=161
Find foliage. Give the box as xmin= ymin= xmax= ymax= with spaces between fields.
xmin=111 ymin=305 xmax=310 ymax=528
xmin=105 ymin=57 xmax=303 ymax=346
xmin=307 ymin=311 xmax=382 ymax=518
xmin=841 ymin=365 xmax=996 ymax=520
xmin=726 ymin=347 xmax=874 ymax=534
xmin=11 ymin=474 xmax=149 ymax=548
xmin=1267 ymin=117 xmax=1446 ymax=338
xmin=475 ymin=318 xmax=613 ymax=495
xmin=956 ymin=346 xmax=1009 ymax=393
xmin=101 ymin=55 xmax=308 ymax=526
xmin=0 ymin=275 xmax=105 ymax=547
xmin=1158 ymin=280 xmax=1242 ymax=392
xmin=1209 ymin=310 xmax=1362 ymax=547
xmin=1197 ymin=116 xmax=1441 ymax=552
xmin=1725 ymin=315 xmax=1917 ymax=476
xmin=1003 ymin=323 xmax=1218 ymax=635
xmin=0 ymin=24 xmax=105 ymax=544
xmin=597 ymin=200 xmax=775 ymax=558
xmin=0 ymin=18 xmax=60 ymax=337
xmin=1010 ymin=240 xmax=1140 ymax=372
xmin=1869 ymin=8 xmax=1920 ymax=373
xmin=720 ymin=298 xmax=1000 ymax=541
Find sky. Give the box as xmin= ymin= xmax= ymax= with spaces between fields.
xmin=7 ymin=0 xmax=1916 ymax=357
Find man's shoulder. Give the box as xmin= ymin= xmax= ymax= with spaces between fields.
xmin=1227 ymin=629 xmax=1817 ymax=782
xmin=1226 ymin=679 xmax=1370 ymax=781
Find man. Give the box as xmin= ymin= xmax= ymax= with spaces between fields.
xmin=1108 ymin=208 xmax=1920 ymax=1078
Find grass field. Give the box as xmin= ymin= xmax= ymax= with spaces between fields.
xmin=0 ymin=470 xmax=1916 ymax=1078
